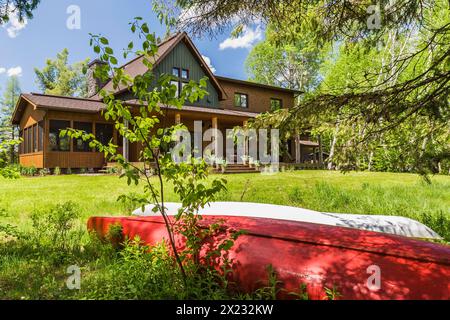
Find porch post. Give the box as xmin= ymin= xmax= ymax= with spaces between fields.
xmin=123 ymin=120 xmax=129 ymax=162
xmin=243 ymin=120 xmax=248 ymax=159
xmin=295 ymin=134 xmax=301 ymax=164
xmin=212 ymin=117 xmax=219 ymax=158
xmin=318 ymin=134 xmax=324 ymax=167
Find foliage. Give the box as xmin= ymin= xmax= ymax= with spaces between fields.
xmin=39 ymin=168 xmax=50 ymax=177
xmin=30 ymin=201 xmax=82 ymax=253
xmin=53 ymin=167 xmax=61 ymax=176
xmin=0 ymin=203 xmax=232 ymax=300
xmin=0 ymin=76 xmax=21 ymax=165
xmin=245 ymin=26 xmax=327 ymax=93
xmin=174 ymin=0 xmax=450 ymax=174
xmin=0 ymin=140 xmax=21 ymax=178
xmin=20 ymin=165 xmax=37 ymax=176
xmin=34 ymin=48 xmax=89 ymax=97
xmin=0 ymin=0 xmax=40 ymax=24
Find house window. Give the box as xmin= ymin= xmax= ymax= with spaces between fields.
xmin=38 ymin=121 xmax=44 ymax=152
xmin=74 ymin=122 xmax=93 ymax=152
xmin=27 ymin=127 xmax=32 ymax=153
xmin=33 ymin=124 xmax=38 ymax=153
xmin=19 ymin=130 xmax=23 ymax=154
xmin=49 ymin=120 xmax=70 ymax=152
xmin=171 ymin=67 xmax=191 ymax=98
xmin=172 ymin=67 xmax=180 ymax=78
xmin=270 ymin=98 xmax=282 ymax=111
xmin=234 ymin=93 xmax=248 ymax=108
xmin=25 ymin=128 xmax=29 ymax=154
xmin=95 ymin=123 xmax=113 ymax=146
xmin=181 ymin=69 xmax=189 ymax=80
xmin=22 ymin=128 xmax=27 ymax=154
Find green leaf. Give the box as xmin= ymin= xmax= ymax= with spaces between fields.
xmin=100 ymin=37 xmax=109 ymax=45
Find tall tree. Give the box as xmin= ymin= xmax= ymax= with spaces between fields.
xmin=34 ymin=48 xmax=89 ymax=97
xmin=0 ymin=76 xmax=21 ymax=164
xmin=245 ymin=26 xmax=327 ymax=92
xmin=0 ymin=0 xmax=40 ymax=24
xmin=171 ymin=0 xmax=450 ymax=173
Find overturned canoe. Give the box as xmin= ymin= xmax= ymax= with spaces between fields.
xmin=132 ymin=202 xmax=442 ymax=240
xmin=87 ymin=215 xmax=450 ymax=300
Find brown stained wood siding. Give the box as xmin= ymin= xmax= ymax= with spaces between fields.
xmin=45 ymin=152 xmax=105 ymax=169
xmin=20 ymin=153 xmax=44 ymax=168
xmin=19 ymin=102 xmax=45 ymax=129
xmin=218 ymin=79 xmax=296 ymax=113
xmin=19 ymin=103 xmax=46 ymax=168
xmin=44 ymin=110 xmax=116 ymax=169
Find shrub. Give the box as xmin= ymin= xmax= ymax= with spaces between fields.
xmin=30 ymin=201 xmax=82 ymax=254
xmin=106 ymin=166 xmax=118 ymax=174
xmin=66 ymin=168 xmax=72 ymax=175
xmin=106 ymin=223 xmax=124 ymax=249
xmin=21 ymin=166 xmax=37 ymax=176
xmin=53 ymin=167 xmax=61 ymax=176
xmin=39 ymin=168 xmax=50 ymax=177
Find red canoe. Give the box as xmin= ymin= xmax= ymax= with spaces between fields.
xmin=87 ymin=215 xmax=450 ymax=300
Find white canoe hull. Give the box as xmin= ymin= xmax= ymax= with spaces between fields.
xmin=132 ymin=202 xmax=442 ymax=240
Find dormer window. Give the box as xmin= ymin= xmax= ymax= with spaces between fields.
xmin=234 ymin=93 xmax=248 ymax=108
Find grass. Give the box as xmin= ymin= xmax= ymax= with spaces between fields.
xmin=0 ymin=170 xmax=449 ymax=300
xmin=0 ymin=171 xmax=449 ymax=235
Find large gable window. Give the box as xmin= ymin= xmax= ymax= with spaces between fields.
xmin=234 ymin=93 xmax=248 ymax=108
xmin=74 ymin=122 xmax=93 ymax=152
xmin=171 ymin=67 xmax=190 ymax=98
xmin=49 ymin=120 xmax=70 ymax=152
xmin=95 ymin=123 xmax=113 ymax=146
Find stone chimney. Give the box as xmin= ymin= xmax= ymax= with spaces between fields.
xmin=86 ymin=59 xmax=108 ymax=97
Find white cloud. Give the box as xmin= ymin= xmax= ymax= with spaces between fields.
xmin=219 ymin=26 xmax=263 ymax=50
xmin=201 ymin=55 xmax=216 ymax=74
xmin=3 ymin=6 xmax=28 ymax=38
xmin=7 ymin=66 xmax=22 ymax=77
xmin=0 ymin=67 xmax=6 ymax=74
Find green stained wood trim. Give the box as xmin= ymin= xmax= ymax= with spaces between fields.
xmin=154 ymin=42 xmax=219 ymax=108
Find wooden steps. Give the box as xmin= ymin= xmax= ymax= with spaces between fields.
xmin=214 ymin=163 xmax=259 ymax=174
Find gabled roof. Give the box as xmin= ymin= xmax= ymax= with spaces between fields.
xmin=11 ymin=93 xmax=105 ymax=124
xmin=216 ymin=76 xmax=303 ymax=94
xmin=92 ymin=32 xmax=227 ymax=100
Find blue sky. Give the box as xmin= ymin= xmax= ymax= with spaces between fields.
xmin=0 ymin=0 xmax=264 ymax=94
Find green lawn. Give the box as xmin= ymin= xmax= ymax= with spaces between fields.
xmin=1 ymin=171 xmax=449 ymax=237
